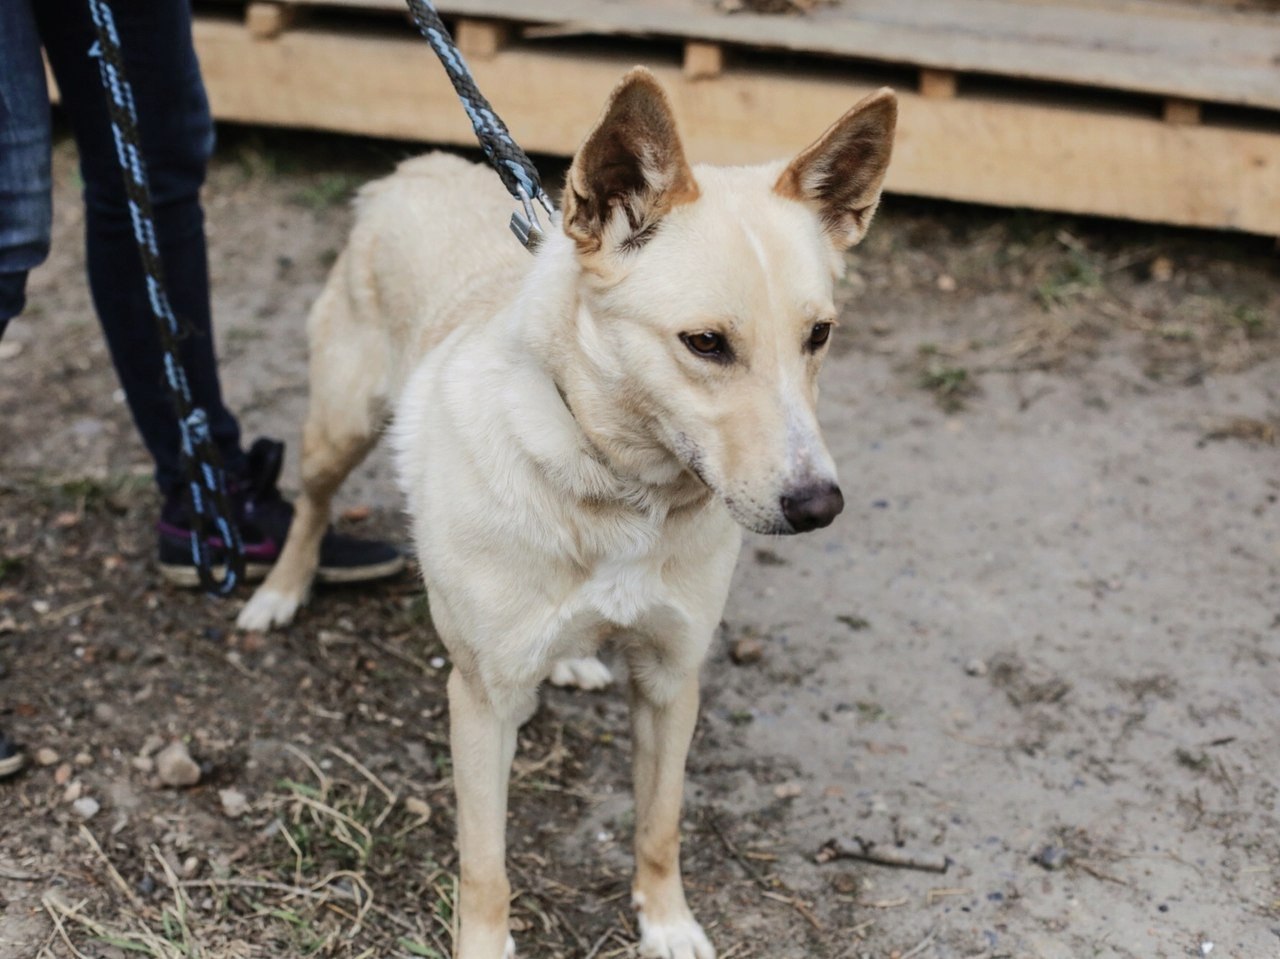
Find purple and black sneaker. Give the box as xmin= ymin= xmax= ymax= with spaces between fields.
xmin=157 ymin=438 xmax=404 ymax=588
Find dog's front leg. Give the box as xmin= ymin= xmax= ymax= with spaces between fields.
xmin=448 ymin=667 xmax=524 ymax=959
xmin=628 ymin=661 xmax=715 ymax=959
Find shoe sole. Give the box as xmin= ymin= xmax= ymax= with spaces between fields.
xmin=0 ymin=753 xmax=25 ymax=778
xmin=159 ymin=555 xmax=406 ymax=589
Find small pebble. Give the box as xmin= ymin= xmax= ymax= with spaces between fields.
xmin=54 ymin=763 xmax=73 ymax=786
xmin=74 ymin=752 xmax=93 ymax=767
xmin=1200 ymin=943 xmax=1214 ymax=957
xmin=139 ymin=734 xmax=165 ymax=758
xmin=773 ymin=781 xmax=803 ymax=799
xmin=34 ymin=747 xmax=59 ymax=767
xmin=965 ymin=658 xmax=988 ymax=677
xmin=131 ymin=756 xmax=155 ymax=773
xmin=155 ymin=740 xmax=201 ymax=788
xmin=730 ymin=635 xmax=765 ymax=665
xmin=1034 ymin=845 xmax=1069 ymax=870
xmin=63 ymin=781 xmax=83 ymax=803
xmin=1150 ymin=255 xmax=1174 ymax=282
xmin=181 ymin=856 xmax=199 ymax=878
xmin=429 ymin=656 xmax=446 ymax=670
xmin=936 ymin=273 xmax=957 ymax=292
xmin=219 ymin=788 xmax=249 ymax=818
xmin=72 ymin=797 xmax=100 ymax=820
xmin=404 ymin=796 xmax=432 ymax=820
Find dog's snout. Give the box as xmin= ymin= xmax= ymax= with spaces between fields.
xmin=780 ymin=482 xmax=844 ymax=533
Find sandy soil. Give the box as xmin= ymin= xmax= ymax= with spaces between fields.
xmin=1 ymin=128 xmax=1278 ymax=959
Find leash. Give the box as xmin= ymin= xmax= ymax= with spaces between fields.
xmin=86 ymin=0 xmax=245 ymax=596
xmin=403 ymin=0 xmax=557 ymax=249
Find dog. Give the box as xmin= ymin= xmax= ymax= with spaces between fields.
xmin=238 ymin=68 xmax=895 ymax=959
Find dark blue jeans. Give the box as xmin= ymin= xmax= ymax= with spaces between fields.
xmin=0 ymin=0 xmax=245 ymax=496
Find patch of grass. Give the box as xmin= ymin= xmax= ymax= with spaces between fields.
xmin=45 ymin=747 xmax=455 ymax=959
xmin=1229 ymin=304 xmax=1268 ymax=339
xmin=918 ymin=360 xmax=975 ymax=412
xmin=836 ymin=614 xmax=869 ymax=631
xmin=1035 ymin=249 xmax=1104 ymax=310
xmin=854 ymin=701 xmax=886 ymax=724
xmin=292 ymin=173 xmax=363 ymax=211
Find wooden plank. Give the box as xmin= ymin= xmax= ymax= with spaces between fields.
xmin=455 ymin=18 xmax=512 ymax=59
xmin=229 ymin=0 xmax=1280 ymax=111
xmin=683 ymin=41 xmax=724 ymax=81
xmin=190 ymin=17 xmax=1280 ymax=235
xmin=246 ymin=2 xmax=299 ymax=39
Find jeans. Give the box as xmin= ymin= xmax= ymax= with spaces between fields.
xmin=0 ymin=0 xmax=245 ymax=496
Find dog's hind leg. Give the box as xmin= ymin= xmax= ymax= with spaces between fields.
xmin=449 ymin=667 xmax=525 ymax=959
xmin=627 ymin=664 xmax=714 ymax=959
xmin=237 ymin=282 xmax=388 ymax=631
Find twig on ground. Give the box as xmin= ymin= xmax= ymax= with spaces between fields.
xmin=0 ymin=866 xmax=45 ymax=881
xmin=900 ymin=928 xmax=938 ymax=959
xmin=40 ymin=896 xmax=93 ymax=959
xmin=326 ymin=743 xmax=399 ymax=827
xmin=708 ymin=814 xmax=770 ymax=890
xmin=78 ymin=824 xmax=147 ymax=912
xmin=1074 ymin=860 xmax=1129 ymax=885
xmin=817 ymin=837 xmax=950 ymax=873
xmin=583 ymin=925 xmax=616 ymax=959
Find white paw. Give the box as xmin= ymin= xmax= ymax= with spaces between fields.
xmin=236 ymin=587 xmax=302 ymax=631
xmin=637 ymin=914 xmax=715 ymax=959
xmin=549 ymin=656 xmax=614 ymax=691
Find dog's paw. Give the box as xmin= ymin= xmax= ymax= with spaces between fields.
xmin=503 ymin=934 xmax=516 ymax=959
xmin=637 ymin=915 xmax=715 ymax=959
xmin=549 ymin=656 xmax=614 ymax=691
xmin=236 ymin=588 xmax=302 ymax=631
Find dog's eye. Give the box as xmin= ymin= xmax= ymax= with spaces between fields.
xmin=807 ymin=322 xmax=833 ymax=351
xmin=681 ymin=331 xmax=729 ymax=360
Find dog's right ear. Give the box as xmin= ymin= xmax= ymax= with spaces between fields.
xmin=562 ymin=68 xmax=699 ymax=256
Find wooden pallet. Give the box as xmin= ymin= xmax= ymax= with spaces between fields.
xmin=188 ymin=0 xmax=1280 ymax=235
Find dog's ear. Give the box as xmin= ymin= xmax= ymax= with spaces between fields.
xmin=774 ymin=88 xmax=897 ymax=250
xmin=562 ymin=67 xmax=699 ymax=255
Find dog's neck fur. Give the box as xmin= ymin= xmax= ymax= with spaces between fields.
xmin=509 ymin=228 xmax=711 ymax=520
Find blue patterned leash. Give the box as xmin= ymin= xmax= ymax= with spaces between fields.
xmin=403 ymin=0 xmax=557 ymax=248
xmin=86 ymin=0 xmax=245 ymax=596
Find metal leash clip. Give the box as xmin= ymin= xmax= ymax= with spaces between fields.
xmin=510 ymin=185 xmax=556 ymax=252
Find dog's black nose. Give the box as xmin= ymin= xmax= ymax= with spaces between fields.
xmin=780 ymin=483 xmax=844 ymax=532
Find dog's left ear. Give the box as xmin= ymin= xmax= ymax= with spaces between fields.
xmin=775 ymin=88 xmax=897 ymax=249
xmin=563 ymin=67 xmax=699 ymax=255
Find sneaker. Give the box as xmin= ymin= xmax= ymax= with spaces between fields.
xmin=157 ymin=437 xmax=405 ymax=588
xmin=0 ymin=730 xmax=23 ymax=779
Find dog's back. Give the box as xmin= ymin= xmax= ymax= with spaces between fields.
xmin=313 ymin=152 xmax=531 ymax=405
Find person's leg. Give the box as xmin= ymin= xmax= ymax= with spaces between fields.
xmin=35 ymin=0 xmax=244 ymax=495
xmin=0 ymin=0 xmax=53 ymax=339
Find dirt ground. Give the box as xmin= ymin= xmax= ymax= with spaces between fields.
xmin=1 ymin=126 xmax=1278 ymax=959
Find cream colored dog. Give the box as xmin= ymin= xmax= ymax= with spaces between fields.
xmin=238 ymin=68 xmax=895 ymax=959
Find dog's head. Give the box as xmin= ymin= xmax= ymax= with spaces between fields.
xmin=560 ymin=69 xmax=896 ymax=535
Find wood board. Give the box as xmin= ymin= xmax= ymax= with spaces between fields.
xmin=190 ymin=15 xmax=1280 ymax=235
xmin=218 ymin=0 xmax=1280 ymax=111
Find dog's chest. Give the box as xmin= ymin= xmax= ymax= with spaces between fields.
xmin=578 ymin=551 xmax=664 ymax=628
xmin=564 ymin=512 xmax=674 ymax=631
